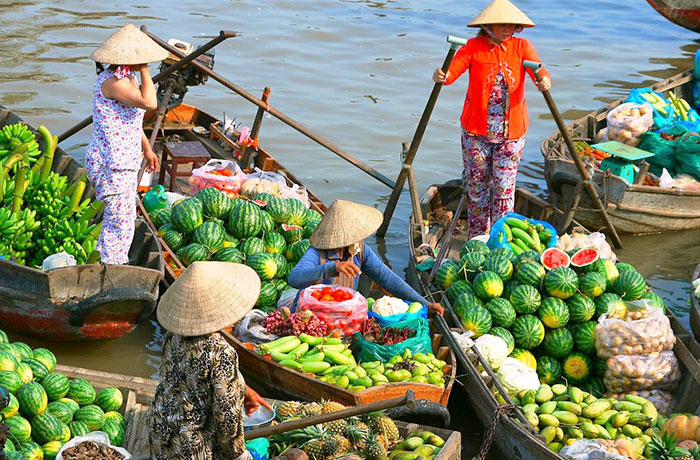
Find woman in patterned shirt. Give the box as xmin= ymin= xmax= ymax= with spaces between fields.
xmin=150 ymin=261 xmax=272 ymax=460
xmin=432 ymin=0 xmax=552 ymax=238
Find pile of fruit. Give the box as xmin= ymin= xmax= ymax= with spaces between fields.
xmin=149 ymin=187 xmax=322 ymax=311
xmin=360 ymin=318 xmax=415 ymax=346
xmin=0 ymin=123 xmax=104 ymax=266
xmin=308 ymin=286 xmax=355 ymax=303
xmin=491 ymin=216 xmax=553 ymax=256
xmin=0 ymin=329 xmax=126 ymax=460
xmin=513 ymin=382 xmax=662 ymax=456
xmin=258 ymin=336 xmax=447 ymax=391
xmin=262 ymin=307 xmax=328 ymax=337
xmin=268 ymin=399 xmax=446 ymax=460
xmin=435 ymin=238 xmax=666 ymax=395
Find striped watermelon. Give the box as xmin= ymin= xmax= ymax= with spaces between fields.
xmin=197 ymin=187 xmax=233 ymax=219
xmin=592 ymin=258 xmax=620 ymax=290
xmin=594 ymin=357 xmax=607 ymax=377
xmin=515 ymin=262 xmax=546 ymax=287
xmin=247 ymin=253 xmax=278 ymax=280
xmin=73 ymin=405 xmax=105 ymax=431
xmin=228 ymin=200 xmax=263 ymax=238
xmin=459 ymin=239 xmax=490 ymax=259
xmin=613 ymin=269 xmax=646 ymax=300
xmin=23 ymin=359 xmax=48 ymax=381
xmin=213 ymin=247 xmax=245 ymax=263
xmin=66 ymin=378 xmax=95 ymax=406
xmin=241 ymin=237 xmax=265 ymax=258
xmin=95 ymin=387 xmax=123 ymax=412
xmin=583 ymin=377 xmax=606 ymax=398
xmin=102 ymin=418 xmax=125 ymax=446
xmin=460 ymin=306 xmax=492 ymax=338
xmin=266 ymin=197 xmax=290 ymax=224
xmin=615 ymin=262 xmax=635 ymax=273
xmin=260 ymin=211 xmax=275 ymax=234
xmin=15 ymin=363 xmax=33 ymax=384
xmin=2 ymin=393 xmax=19 ymax=418
xmin=484 ymin=298 xmax=516 ymax=328
xmin=514 ymin=250 xmax=540 ymax=271
xmin=574 ymin=321 xmax=597 ymax=355
xmin=104 ymin=411 xmax=125 ymax=428
xmin=162 ymin=229 xmax=185 ymax=251
xmin=0 ymin=343 xmax=20 ymax=362
xmin=542 ymin=328 xmax=574 ymax=359
xmin=192 ymin=221 xmax=226 ymax=252
xmin=538 ymin=297 xmax=570 ymax=329
xmin=489 ymin=327 xmax=515 ymax=354
xmin=286 ymin=199 xmax=309 ymax=227
xmin=305 ymin=208 xmax=322 ymax=227
xmin=641 ymin=291 xmax=666 ymax=312
xmin=594 ymin=292 xmax=624 ymax=317
xmin=222 ymin=233 xmax=239 ymax=249
xmin=171 ymin=197 xmax=204 ymax=234
xmin=434 ymin=260 xmax=459 ymax=289
xmin=491 ymin=246 xmax=515 ymax=262
xmin=19 ymin=441 xmax=43 ymax=460
xmin=290 ymin=239 xmax=310 ymax=262
xmin=42 ymin=441 xmax=62 ymax=460
xmin=270 ymin=253 xmax=288 ymax=274
xmin=263 ymin=232 xmax=287 ymax=254
xmin=453 ymin=292 xmax=482 ymax=319
xmin=178 ymin=243 xmax=209 ymax=266
xmin=31 ymin=412 xmax=63 ymax=443
xmin=280 ymin=224 xmax=304 ymax=243
xmin=45 ymin=401 xmax=73 ymax=425
xmin=252 ymin=192 xmax=275 ymax=206
xmin=157 ymin=222 xmax=175 ymax=237
xmin=484 ymin=255 xmax=513 ymax=282
xmin=0 ymin=350 xmax=17 ymax=371
xmin=17 ymin=382 xmax=47 ymax=417
xmin=458 ymin=252 xmax=486 ymax=282
xmin=69 ymin=421 xmax=90 ymax=439
xmin=562 ymin=352 xmax=592 ymax=385
xmin=578 ymin=272 xmax=606 ymax=298
xmin=543 ymin=267 xmax=579 ymax=299
xmin=472 ymin=271 xmax=504 ymax=300
xmin=537 ymin=356 xmax=562 ymax=385
xmin=502 ymin=280 xmax=520 ymax=300
xmin=303 ymin=221 xmax=318 ymax=239
xmin=277 ymin=261 xmax=294 ymax=280
xmin=0 ymin=329 xmax=6 ymax=343
xmin=0 ymin=370 xmax=23 ymax=393
xmin=447 ymin=280 xmax=474 ymax=304
xmin=511 ymin=315 xmax=545 ymax=349
xmin=150 ymin=208 xmax=171 ymax=228
xmin=58 ymin=423 xmax=70 ymax=443
xmin=3 ymin=438 xmax=13 ymax=453
xmin=5 ymin=415 xmax=31 ymax=442
xmin=255 ymin=282 xmax=278 ymax=310
xmin=509 ymin=284 xmax=541 ymax=314
xmin=58 ymin=398 xmax=79 ymax=414
xmin=510 ymin=348 xmax=536 ymax=370
xmin=13 ymin=343 xmax=33 ymax=362
xmin=567 ymin=294 xmax=595 ymax=324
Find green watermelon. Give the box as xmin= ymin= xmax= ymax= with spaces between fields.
xmin=446 ymin=280 xmax=474 ymax=304
xmin=277 ymin=261 xmax=294 ymax=280
xmin=543 ymin=267 xmax=579 ymax=299
xmin=12 ymin=343 xmax=32 ymax=362
xmin=615 ymin=262 xmax=635 ymax=273
xmin=73 ymin=404 xmax=105 ymax=431
xmin=31 ymin=412 xmax=63 ymax=443
xmin=150 ymin=208 xmax=171 ymax=229
xmin=26 ymin=360 xmax=49 ymax=381
xmin=569 ymin=248 xmax=599 ymax=271
xmin=158 ymin=222 xmax=175 ymax=237
xmin=562 ymin=352 xmax=592 ymax=385
xmin=537 ymin=356 xmax=562 ymax=385
xmin=69 ymin=420 xmax=90 ymax=439
xmin=579 ymin=272 xmax=606 ymax=298
xmin=510 ymin=348 xmax=537 ymax=370
xmin=574 ymin=321 xmax=597 ymax=355
xmin=434 ymin=260 xmax=460 ymax=289
xmin=515 ymin=262 xmax=546 ymax=287
xmin=514 ymin=250 xmax=540 ymax=271
xmin=58 ymin=398 xmax=79 ymax=414
xmin=58 ymin=423 xmax=70 ymax=443
xmin=171 ymin=197 xmax=204 ymax=234
xmin=285 ymin=199 xmax=309 ymax=227
xmin=213 ymin=247 xmax=245 ymax=263
xmin=192 ymin=221 xmax=226 ymax=252
xmin=241 ymin=237 xmax=265 ymax=257
xmin=305 ymin=208 xmax=322 ymax=227
xmin=15 ymin=363 xmax=33 ymax=384
xmin=459 ymin=239 xmax=490 ymax=259
xmin=178 ymin=243 xmax=209 ymax=266
xmin=94 ymin=387 xmax=123 ymax=412
xmin=255 ymin=281 xmax=278 ymax=309
xmin=594 ymin=292 xmax=624 ymax=317
xmin=197 ymin=187 xmax=233 ymax=219
xmin=484 ymin=256 xmax=513 ymax=282
xmin=266 ymin=197 xmax=290 ymax=224
xmin=511 ymin=315 xmax=545 ymax=349
xmin=458 ymin=252 xmax=486 ymax=282
xmin=4 ymin=438 xmax=14 ymax=452
xmin=5 ymin=415 xmax=31 ymax=442
xmin=543 ymin=328 xmax=574 ymax=359
xmin=461 ymin=306 xmax=492 ymax=338
xmin=509 ymin=284 xmax=541 ymax=314
xmin=303 ymin=221 xmax=319 ymax=239
xmin=593 ymin=357 xmax=607 ymax=377
xmin=2 ymin=393 xmax=19 ymax=418
xmin=259 ymin=210 xmax=275 ymax=234
xmin=104 ymin=410 xmax=125 ymax=428
xmin=0 ymin=329 xmax=7 ymax=343
xmin=0 ymin=350 xmax=17 ymax=372
xmin=42 ymin=441 xmax=62 ymax=460
xmin=489 ymin=327 xmax=515 ymax=354
xmin=582 ymin=377 xmax=606 ymax=398
xmin=490 ymin=246 xmax=515 ymax=262
xmin=502 ymin=280 xmax=520 ymax=300
xmin=102 ymin=418 xmax=125 ymax=446
xmin=45 ymin=401 xmax=73 ymax=425
xmin=613 ymin=269 xmax=646 ymax=300
xmin=640 ymin=291 xmax=666 ymax=312
xmin=228 ymin=200 xmax=263 ymax=238
xmin=567 ymin=294 xmax=595 ymax=324
xmin=17 ymin=382 xmax=47 ymax=417
xmin=66 ymin=378 xmax=95 ymax=406
xmin=270 ymin=253 xmax=288 ymax=274
xmin=162 ymin=229 xmax=185 ymax=251
xmin=0 ymin=343 xmax=20 ymax=362
xmin=280 ymin=224 xmax=304 ymax=243
xmin=538 ymin=297 xmax=570 ymax=329
xmin=19 ymin=441 xmax=42 ymax=460
xmin=263 ymin=232 xmax=287 ymax=254
xmin=247 ymin=253 xmax=278 ymax=280
xmin=484 ymin=298 xmax=516 ymax=328
xmin=453 ymin=292 xmax=483 ymax=319
xmin=223 ymin=233 xmax=240 ymax=249
xmin=290 ymin=239 xmax=311 ymax=262
xmin=592 ymin=259 xmax=620 ymax=290
xmin=472 ymin=271 xmax=504 ymax=300
xmin=0 ymin=370 xmax=24 ymax=393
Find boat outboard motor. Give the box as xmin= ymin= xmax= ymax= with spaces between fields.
xmin=156 ymin=38 xmax=216 ymax=111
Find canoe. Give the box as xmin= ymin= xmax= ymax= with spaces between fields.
xmin=0 ymin=105 xmax=163 ymax=341
xmin=406 ymin=180 xmax=700 ymax=459
xmin=57 ymin=364 xmax=461 ymax=460
xmin=540 ymin=70 xmax=700 ymax=234
xmin=647 ymin=0 xmax=700 ymax=33
xmin=690 ymin=261 xmax=700 ymax=340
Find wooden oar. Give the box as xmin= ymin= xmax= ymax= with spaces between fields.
xmin=523 ymin=60 xmax=623 ymax=248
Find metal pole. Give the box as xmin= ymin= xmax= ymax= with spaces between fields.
xmin=242 ymin=86 xmax=271 ymax=169
xmin=427 ymin=191 xmax=467 ymax=283
xmin=377 ymin=35 xmax=465 ymax=237
xmin=143 ymin=29 xmax=396 ymax=189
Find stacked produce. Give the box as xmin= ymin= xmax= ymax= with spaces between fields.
xmin=0 ymin=123 xmax=104 ymax=266
xmin=268 ymin=399 xmax=446 ymax=460
xmin=297 ymin=285 xmax=368 ymax=336
xmin=262 ymin=307 xmax=328 ymax=337
xmin=489 ymin=215 xmax=553 ymax=255
xmin=360 ymin=318 xmax=415 ymax=346
xmin=149 ymin=187 xmax=322 ymax=311
xmin=0 ymin=329 xmax=126 ymax=460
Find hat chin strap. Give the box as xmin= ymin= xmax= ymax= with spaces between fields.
xmin=481 ymin=25 xmax=503 ymax=45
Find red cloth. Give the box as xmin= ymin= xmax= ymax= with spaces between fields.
xmin=444 ymin=35 xmax=550 ymax=139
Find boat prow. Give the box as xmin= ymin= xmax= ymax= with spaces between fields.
xmin=648 ymin=0 xmax=700 ymax=33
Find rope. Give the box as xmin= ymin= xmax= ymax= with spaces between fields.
xmin=472 ymin=403 xmax=517 ymax=460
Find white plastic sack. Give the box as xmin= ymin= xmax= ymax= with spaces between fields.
xmin=235 ymin=310 xmax=279 ymax=344
xmin=165 ymin=192 xmax=187 ymax=209
xmin=57 ymin=431 xmax=131 ymax=460
xmin=277 ymin=288 xmax=299 ymax=311
xmin=606 ymin=102 xmax=654 ymax=146
xmin=659 ymin=168 xmax=675 ymax=188
xmin=42 ymin=252 xmax=77 ymax=271
xmin=451 ymin=331 xmax=475 ymax=352
xmin=247 ymin=167 xmax=288 ymax=187
xmin=278 ymin=183 xmax=311 ymax=208
xmin=560 ymin=439 xmax=629 ymax=460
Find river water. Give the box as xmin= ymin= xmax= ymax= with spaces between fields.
xmin=2 ymin=0 xmax=700 ymax=453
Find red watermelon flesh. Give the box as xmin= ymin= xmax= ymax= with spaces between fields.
xmin=281 ymin=224 xmax=303 ymax=231
xmin=252 ymin=200 xmax=267 ymax=207
xmin=540 ymin=247 xmax=570 ymax=270
xmin=571 ymin=248 xmax=599 ymax=268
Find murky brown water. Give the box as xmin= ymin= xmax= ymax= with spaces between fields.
xmin=2 ymin=0 xmax=700 ymax=451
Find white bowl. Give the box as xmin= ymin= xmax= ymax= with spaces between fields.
xmin=243 ymin=405 xmax=276 ymax=431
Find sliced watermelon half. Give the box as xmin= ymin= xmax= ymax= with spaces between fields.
xmin=281 ymin=224 xmax=303 ymax=231
xmin=252 ymin=199 xmax=268 ymax=207
xmin=540 ymin=247 xmax=570 ymax=270
xmin=570 ymin=248 xmax=599 ymax=268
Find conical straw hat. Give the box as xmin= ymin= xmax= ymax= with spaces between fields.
xmin=90 ymin=23 xmax=169 ymax=65
xmin=468 ymin=0 xmax=535 ymax=28
xmin=157 ymin=262 xmax=261 ymax=337
xmin=309 ymin=199 xmax=383 ymax=250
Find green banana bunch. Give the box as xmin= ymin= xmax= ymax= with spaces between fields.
xmin=0 ymin=123 xmax=40 ymax=164
xmin=0 ymin=206 xmax=21 ymax=239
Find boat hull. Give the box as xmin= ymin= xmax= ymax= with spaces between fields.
xmin=648 ymin=0 xmax=700 ymax=33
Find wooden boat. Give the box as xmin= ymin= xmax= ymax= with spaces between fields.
xmin=406 ymin=180 xmax=700 ymax=459
xmin=647 ymin=0 xmax=700 ymax=33
xmin=0 ymin=105 xmax=163 ymax=341
xmin=540 ymin=70 xmax=700 ymax=234
xmin=59 ymin=364 xmax=462 ymax=460
xmin=690 ymin=261 xmax=700 ymax=340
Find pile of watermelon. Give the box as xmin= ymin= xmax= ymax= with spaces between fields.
xmin=0 ymin=330 xmax=125 ymax=460
xmin=435 ymin=240 xmax=665 ymax=396
xmin=149 ymin=187 xmax=323 ymax=312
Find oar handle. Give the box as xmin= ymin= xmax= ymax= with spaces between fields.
xmin=446 ymin=35 xmax=467 ymax=47
xmin=523 ymin=60 xmax=542 ymax=79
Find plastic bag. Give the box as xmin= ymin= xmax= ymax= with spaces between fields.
xmin=352 ymin=317 xmax=432 ymax=363
xmin=165 ymin=191 xmax=187 ymax=209
xmin=368 ymin=303 xmax=428 ymax=327
xmin=247 ymin=168 xmax=288 ymax=187
xmin=57 ymin=431 xmax=131 ymax=460
xmin=42 ymin=252 xmax=77 ymax=271
xmin=669 ymin=173 xmax=700 ymax=190
xmin=235 ymin=310 xmax=279 ymax=344
xmin=625 ymin=88 xmax=676 ymax=129
xmin=560 ymin=439 xmax=630 ymax=460
xmin=297 ymin=285 xmax=368 ymax=336
xmin=604 ymin=351 xmax=681 ymax=393
xmin=675 ymin=132 xmax=700 ymax=181
xmin=278 ymin=183 xmax=311 ymax=208
xmin=659 ymin=168 xmax=675 ymax=188
xmin=451 ymin=330 xmax=475 ymax=352
xmin=246 ymin=439 xmax=270 ymax=460
xmin=606 ymin=102 xmax=654 ymax=146
xmin=277 ymin=288 xmax=299 ymax=311
xmin=638 ymin=129 xmax=682 ymax=176
xmin=487 ymin=211 xmax=557 ymax=251
xmin=189 ymin=159 xmax=245 ymax=196
xmin=596 ymin=303 xmax=675 ymax=359
xmin=606 ymin=389 xmax=676 ymax=414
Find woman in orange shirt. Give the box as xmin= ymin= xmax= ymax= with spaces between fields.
xmin=433 ymin=0 xmax=551 ymax=237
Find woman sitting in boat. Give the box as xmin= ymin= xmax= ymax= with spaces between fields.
xmin=86 ymin=24 xmax=164 ymax=264
xmin=431 ymin=0 xmax=551 ymax=237
xmin=288 ymin=199 xmax=444 ymax=315
xmin=150 ymin=261 xmax=272 ymax=460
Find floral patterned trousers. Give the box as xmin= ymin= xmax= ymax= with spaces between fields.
xmin=461 ymin=128 xmax=525 ymax=237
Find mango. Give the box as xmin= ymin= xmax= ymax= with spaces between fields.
xmin=580 ymin=422 xmax=599 ymax=439
xmin=541 ymin=425 xmax=557 ymax=444
xmin=581 ymin=400 xmax=612 ymax=419
xmin=622 ymin=424 xmax=642 ymax=438
xmin=569 ymin=386 xmax=583 ymax=404
xmin=521 ymin=390 xmax=536 ymax=406
xmin=553 ymin=411 xmax=579 ymax=425
xmin=612 ymin=411 xmax=630 ymax=428
xmin=551 ymin=384 xmax=567 ymax=396
xmin=538 ymin=414 xmax=559 ymax=428
xmin=595 ymin=424 xmax=612 ymax=440
xmin=614 ymin=401 xmax=642 ymax=413
xmin=404 ymin=437 xmax=424 ymax=450
xmin=538 ymin=401 xmax=557 ymax=415
xmin=556 ymin=401 xmax=582 ymax=415
xmin=594 ymin=410 xmax=618 ymax=426
xmin=566 ymin=427 xmax=583 ymax=439
xmin=536 ymin=385 xmax=553 ymax=404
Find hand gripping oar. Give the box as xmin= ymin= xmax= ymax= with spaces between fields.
xmin=523 ymin=60 xmax=622 ymax=249
xmin=244 ymin=391 xmax=416 ymax=440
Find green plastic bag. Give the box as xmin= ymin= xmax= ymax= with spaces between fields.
xmin=352 ymin=317 xmax=432 ymax=363
xmin=638 ymin=130 xmax=681 ymax=176
xmin=675 ymin=132 xmax=700 ymax=181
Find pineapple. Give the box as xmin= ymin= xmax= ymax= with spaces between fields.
xmin=303 ymin=440 xmax=327 ymax=460
xmin=321 ymin=399 xmax=347 ymax=414
xmin=300 ymin=402 xmax=323 ymax=418
xmin=376 ymin=416 xmax=400 ymax=441
xmin=687 ymin=445 xmax=700 ymax=460
xmin=364 ymin=435 xmax=389 ymax=460
xmin=329 ymin=434 xmax=352 ymax=455
xmin=346 ymin=422 xmax=369 ymax=450
xmin=376 ymin=434 xmax=391 ymax=451
xmin=648 ymin=432 xmax=687 ymax=460
xmin=324 ymin=418 xmax=349 ymax=437
xmin=277 ymin=400 xmax=302 ymax=418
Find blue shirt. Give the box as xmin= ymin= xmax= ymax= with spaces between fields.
xmin=287 ymin=244 xmax=429 ymax=305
